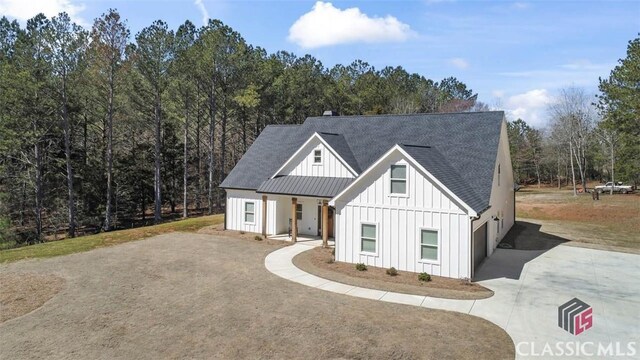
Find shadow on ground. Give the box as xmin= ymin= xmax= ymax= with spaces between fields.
xmin=474 ymin=221 xmax=569 ymax=281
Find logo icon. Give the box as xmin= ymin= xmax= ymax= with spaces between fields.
xmin=558 ymin=298 xmax=593 ymax=335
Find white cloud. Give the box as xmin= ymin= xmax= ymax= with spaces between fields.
xmin=288 ymin=1 xmax=414 ymax=48
xmin=194 ymin=0 xmax=210 ymax=26
xmin=0 ymin=0 xmax=87 ymax=26
xmin=449 ymin=57 xmax=469 ymax=69
xmin=504 ymin=89 xmax=554 ymax=128
xmin=511 ymin=2 xmax=531 ymax=10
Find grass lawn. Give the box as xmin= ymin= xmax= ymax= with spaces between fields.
xmin=516 ymin=186 xmax=640 ymax=251
xmin=0 ymin=214 xmax=223 ymax=263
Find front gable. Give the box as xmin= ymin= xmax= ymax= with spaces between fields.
xmin=331 ymin=147 xmax=469 ymax=215
xmin=275 ymin=134 xmax=357 ymax=178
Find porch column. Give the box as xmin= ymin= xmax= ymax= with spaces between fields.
xmin=322 ymin=199 xmax=329 ymax=248
xmin=261 ymin=195 xmax=267 ymax=237
xmin=291 ymin=197 xmax=297 ymax=243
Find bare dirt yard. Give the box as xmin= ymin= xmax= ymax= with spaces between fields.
xmin=0 ymin=273 xmax=65 ymax=323
xmin=515 ymin=186 xmax=640 ymax=253
xmin=294 ymin=247 xmax=493 ymax=300
xmin=0 ymin=232 xmax=514 ymax=360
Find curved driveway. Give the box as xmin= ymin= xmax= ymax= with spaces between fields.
xmin=266 ymin=241 xmax=640 ymax=359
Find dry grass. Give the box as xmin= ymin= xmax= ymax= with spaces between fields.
xmin=0 ymin=215 xmax=224 ymax=263
xmin=516 ymin=187 xmax=640 ymax=250
xmin=293 ymin=247 xmax=493 ymax=300
xmin=0 ymin=273 xmax=65 ymax=323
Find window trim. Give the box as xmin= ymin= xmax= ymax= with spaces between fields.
xmin=418 ymin=227 xmax=440 ymax=264
xmin=296 ymin=203 xmax=303 ymax=221
xmin=359 ymin=222 xmax=379 ymax=256
xmin=244 ymin=200 xmax=256 ymax=225
xmin=312 ymin=148 xmax=322 ymax=165
xmin=389 ymin=162 xmax=408 ymax=197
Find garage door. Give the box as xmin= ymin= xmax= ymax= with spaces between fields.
xmin=473 ymin=222 xmax=487 ymax=272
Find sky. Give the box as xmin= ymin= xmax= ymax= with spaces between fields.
xmin=1 ymin=0 xmax=638 ymax=128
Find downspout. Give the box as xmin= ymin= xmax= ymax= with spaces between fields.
xmin=470 ymin=214 xmax=480 ymax=280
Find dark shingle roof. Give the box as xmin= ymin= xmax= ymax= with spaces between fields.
xmin=316 ymin=132 xmax=361 ymax=173
xmin=257 ymin=176 xmax=353 ymax=198
xmin=221 ymin=111 xmax=504 ymax=213
xmin=399 ymin=144 xmax=486 ymax=212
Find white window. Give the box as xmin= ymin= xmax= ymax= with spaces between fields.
xmin=390 ymin=164 xmax=407 ymax=195
xmin=296 ymin=204 xmax=302 ymax=220
xmin=420 ymin=229 xmax=438 ymax=261
xmin=244 ymin=202 xmax=255 ymax=223
xmin=360 ymin=223 xmax=377 ymax=254
xmin=498 ymin=164 xmax=501 ymax=186
xmin=313 ymin=149 xmax=322 ymax=164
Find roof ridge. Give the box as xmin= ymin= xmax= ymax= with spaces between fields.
xmin=306 ymin=110 xmax=504 ymax=120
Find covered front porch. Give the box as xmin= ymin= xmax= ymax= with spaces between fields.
xmin=258 ymin=194 xmax=335 ymax=247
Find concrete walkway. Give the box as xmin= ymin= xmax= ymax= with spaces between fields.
xmin=265 ymin=242 xmax=640 ymax=359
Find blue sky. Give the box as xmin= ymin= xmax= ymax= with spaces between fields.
xmin=1 ymin=0 xmax=638 ymax=127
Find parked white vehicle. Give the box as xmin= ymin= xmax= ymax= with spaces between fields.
xmin=594 ymin=182 xmax=634 ymax=194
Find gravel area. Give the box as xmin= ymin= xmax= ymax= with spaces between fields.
xmin=0 ymin=232 xmax=514 ymax=359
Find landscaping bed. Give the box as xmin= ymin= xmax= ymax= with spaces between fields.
xmin=293 ymin=247 xmax=493 ymax=300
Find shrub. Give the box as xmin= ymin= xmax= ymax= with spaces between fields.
xmin=386 ymin=267 xmax=398 ymax=276
xmin=418 ymin=272 xmax=431 ymax=282
xmin=326 ymin=258 xmax=334 ymax=264
xmin=239 ymin=231 xmax=245 ymax=235
xmin=254 ymin=235 xmax=263 ymax=241
xmin=459 ymin=277 xmax=472 ymax=285
xmin=355 ymin=263 xmax=367 ymax=271
xmin=331 ymin=248 xmax=335 ymax=256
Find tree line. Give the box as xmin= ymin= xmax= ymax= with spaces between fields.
xmin=0 ymin=10 xmax=483 ymax=247
xmin=507 ymin=36 xmax=639 ymax=195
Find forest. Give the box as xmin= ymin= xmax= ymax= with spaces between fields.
xmin=0 ymin=9 xmax=637 ymax=249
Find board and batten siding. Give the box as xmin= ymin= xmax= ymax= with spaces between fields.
xmin=278 ymin=137 xmax=355 ymax=178
xmin=334 ymin=150 xmax=472 ymax=278
xmin=226 ymin=189 xmax=277 ymax=235
xmin=472 ymin=120 xmax=515 ymax=257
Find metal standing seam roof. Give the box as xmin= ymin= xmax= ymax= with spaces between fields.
xmin=220 ymin=111 xmax=505 ymax=213
xmin=257 ymin=176 xmax=353 ymax=198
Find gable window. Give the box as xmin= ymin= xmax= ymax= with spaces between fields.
xmin=244 ymin=202 xmax=255 ymax=223
xmin=296 ymin=204 xmax=303 ymax=220
xmin=498 ymin=164 xmax=501 ymax=186
xmin=361 ymin=223 xmax=377 ymax=254
xmin=420 ymin=229 xmax=438 ymax=261
xmin=390 ymin=164 xmax=407 ymax=194
xmin=313 ymin=149 xmax=322 ymax=164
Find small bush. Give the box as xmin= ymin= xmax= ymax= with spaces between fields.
xmin=239 ymin=231 xmax=245 ymax=235
xmin=418 ymin=272 xmax=431 ymax=282
xmin=326 ymin=258 xmax=334 ymax=264
xmin=355 ymin=263 xmax=367 ymax=271
xmin=459 ymin=277 xmax=472 ymax=285
xmin=254 ymin=235 xmax=263 ymax=241
xmin=386 ymin=267 xmax=398 ymax=276
xmin=331 ymin=248 xmax=335 ymax=256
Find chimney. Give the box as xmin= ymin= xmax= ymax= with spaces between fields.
xmin=322 ymin=110 xmax=339 ymax=116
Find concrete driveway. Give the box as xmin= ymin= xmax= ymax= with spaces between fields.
xmin=473 ymin=245 xmax=640 ymax=358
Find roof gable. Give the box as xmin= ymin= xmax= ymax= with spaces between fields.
xmin=272 ymin=132 xmax=359 ymax=178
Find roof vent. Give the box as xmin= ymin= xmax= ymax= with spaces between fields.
xmin=322 ymin=110 xmax=339 ymax=116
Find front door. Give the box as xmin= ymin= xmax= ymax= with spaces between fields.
xmin=317 ymin=206 xmax=335 ymax=238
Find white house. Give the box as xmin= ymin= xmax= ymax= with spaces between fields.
xmin=220 ymin=111 xmax=515 ymax=279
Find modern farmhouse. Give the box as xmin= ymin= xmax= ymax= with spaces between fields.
xmin=220 ymin=111 xmax=514 ymax=279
